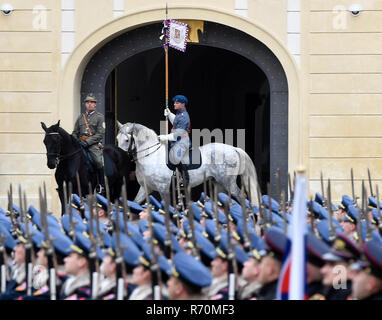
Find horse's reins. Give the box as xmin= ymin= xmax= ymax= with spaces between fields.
xmin=126 ymin=132 xmax=161 ymax=161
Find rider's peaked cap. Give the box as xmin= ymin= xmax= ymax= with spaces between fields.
xmin=172 ymin=95 xmax=188 ymax=105
xmin=84 ymin=93 xmax=97 ymax=103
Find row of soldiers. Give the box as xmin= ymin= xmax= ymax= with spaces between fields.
xmin=0 ymin=172 xmax=382 ymax=300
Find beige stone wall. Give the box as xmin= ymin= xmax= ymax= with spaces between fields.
xmin=305 ymin=0 xmax=382 ymax=200
xmin=0 ymin=0 xmax=379 ymax=213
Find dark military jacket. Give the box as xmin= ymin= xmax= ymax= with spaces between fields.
xmin=308 ymin=281 xmax=327 ymax=300
xmin=323 ymin=281 xmax=352 ymax=300
xmin=72 ymin=111 xmax=105 ymax=147
xmin=362 ymin=291 xmax=382 ymax=300
xmin=256 ymin=280 xmax=278 ymax=300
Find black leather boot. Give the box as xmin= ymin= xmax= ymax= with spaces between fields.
xmin=96 ymin=167 xmax=105 ymax=194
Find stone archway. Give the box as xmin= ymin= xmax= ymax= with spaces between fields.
xmin=80 ymin=21 xmax=288 ymax=194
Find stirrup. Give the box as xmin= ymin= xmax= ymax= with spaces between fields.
xmin=95 ymin=184 xmax=104 ymax=194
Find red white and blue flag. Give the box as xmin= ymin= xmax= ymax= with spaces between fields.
xmin=276 ymin=172 xmax=308 ymax=300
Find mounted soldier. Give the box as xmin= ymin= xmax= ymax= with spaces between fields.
xmin=158 ymin=95 xmax=191 ymax=187
xmin=72 ymin=94 xmax=105 ymax=193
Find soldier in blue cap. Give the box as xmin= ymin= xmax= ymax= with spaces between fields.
xmin=340 ymin=205 xmax=359 ymax=242
xmin=159 ymin=95 xmax=191 ymax=187
xmin=256 ymin=228 xmax=288 ymax=300
xmin=351 ymin=240 xmax=382 ymax=300
xmin=166 ymin=251 xmax=212 ymax=300
xmin=320 ymin=232 xmax=360 ymax=300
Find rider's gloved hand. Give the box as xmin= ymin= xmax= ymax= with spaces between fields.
xmin=80 ymin=140 xmax=89 ymax=148
xmin=164 ymin=108 xmax=171 ymax=117
xmin=158 ymin=133 xmax=176 ymax=143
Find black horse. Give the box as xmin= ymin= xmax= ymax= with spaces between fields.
xmin=41 ymin=121 xmax=135 ymax=215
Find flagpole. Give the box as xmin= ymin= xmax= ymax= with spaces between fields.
xmin=165 ymin=3 xmax=169 ymax=136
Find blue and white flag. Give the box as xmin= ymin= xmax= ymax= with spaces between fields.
xmin=168 ymin=19 xmax=189 ymax=52
xmin=276 ymin=172 xmax=308 ymax=300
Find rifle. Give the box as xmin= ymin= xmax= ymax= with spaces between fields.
xmin=75 ymin=171 xmax=85 ymax=217
xmin=19 ymin=185 xmax=33 ymax=296
xmin=0 ymin=231 xmax=6 ymax=294
xmin=356 ymin=181 xmax=364 ymax=249
xmin=104 ymin=175 xmax=113 ymax=233
xmin=376 ymin=185 xmax=382 ymax=234
xmin=113 ymin=199 xmax=125 ymax=300
xmin=121 ymin=177 xmax=131 ymax=238
xmin=63 ymin=181 xmax=76 ymax=242
xmin=171 ymin=175 xmax=181 ymax=230
xmin=143 ymin=178 xmax=161 ymax=300
xmin=184 ymin=183 xmax=201 ymax=260
xmin=239 ymin=176 xmax=251 ymax=252
xmin=267 ymin=182 xmax=273 ymax=225
xmin=327 ymin=179 xmax=336 ymax=242
xmin=246 ymin=176 xmax=257 ymax=226
xmin=7 ymin=184 xmax=18 ymax=238
xmin=281 ymin=190 xmax=287 ymax=236
xmin=367 ymin=168 xmax=374 ymax=198
xmin=87 ymin=183 xmax=99 ymax=300
xmin=275 ymin=168 xmax=281 ymax=214
xmin=175 ymin=168 xmax=185 ymax=212
xmin=308 ymin=196 xmax=315 ymax=235
xmin=256 ymin=184 xmax=266 ymax=235
xmin=163 ymin=192 xmax=173 ymax=264
xmin=39 ymin=185 xmax=57 ymax=300
xmin=288 ymin=173 xmax=293 ymax=205
xmin=211 ymin=181 xmax=222 ymax=246
xmin=203 ymin=171 xmax=210 ymax=203
xmin=320 ymin=172 xmax=327 ymax=209
xmin=224 ymin=194 xmax=237 ymax=301
xmin=364 ymin=182 xmax=372 ymax=242
xmin=350 ymin=168 xmax=358 ymax=207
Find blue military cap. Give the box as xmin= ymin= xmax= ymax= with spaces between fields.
xmin=46 ymin=226 xmax=76 ymax=256
xmin=262 ymin=195 xmax=279 ymax=214
xmin=183 ymin=230 xmax=217 ymax=264
xmin=248 ymin=237 xmax=266 ymax=261
xmin=260 ymin=209 xmax=285 ymax=230
xmin=315 ymin=219 xmax=343 ymax=245
xmin=110 ymin=232 xmax=141 ymax=267
xmin=96 ymin=193 xmax=108 ymax=210
xmin=149 ymin=195 xmax=162 ymax=211
xmin=217 ymin=193 xmax=239 ymax=207
xmin=362 ymin=240 xmax=382 ymax=278
xmin=307 ymin=201 xmax=328 ymax=220
xmin=69 ymin=231 xmax=104 ymax=260
xmin=118 ymin=197 xmax=143 ymax=213
xmin=198 ymin=192 xmax=206 ymax=207
xmin=338 ymin=195 xmax=353 ymax=212
xmin=371 ymin=208 xmax=381 ymax=225
xmin=18 ymin=222 xmax=45 ymax=249
xmin=357 ymin=220 xmax=382 ymax=245
xmin=153 ymin=223 xmax=182 ymax=253
xmin=322 ymin=232 xmax=361 ymax=263
xmin=168 ymin=251 xmax=212 ymax=288
xmin=264 ymin=227 xmax=289 ymax=261
xmin=204 ymin=218 xmax=228 ymax=243
xmin=87 ymin=220 xmax=112 ymax=248
xmin=138 ymin=219 xmax=150 ymax=234
xmin=61 ymin=212 xmax=88 ymax=235
xmin=172 ymin=95 xmax=188 ymax=105
xmin=235 ymin=219 xmax=256 ymax=245
xmin=139 ymin=243 xmax=172 ymax=281
xmin=159 ymin=200 xmax=175 ymax=216
xmin=215 ymin=233 xmax=248 ymax=269
xmin=341 ymin=205 xmax=358 ymax=224
xmin=191 ymin=202 xmax=208 ymax=222
xmin=0 ymin=223 xmax=16 ymax=251
xmin=29 ymin=205 xmax=61 ymax=231
xmin=314 ymin=193 xmax=324 ymax=206
xmin=0 ymin=212 xmax=12 ymax=232
xmin=307 ymin=233 xmax=332 ymax=267
xmin=229 ymin=204 xmax=244 ymax=224
xmin=203 ymin=201 xmax=227 ymax=223
xmin=182 ymin=218 xmax=207 ymax=238
xmin=368 ymin=196 xmax=382 ymax=210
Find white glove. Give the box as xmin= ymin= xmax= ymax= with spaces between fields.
xmin=164 ymin=108 xmax=170 ymax=117
xmin=158 ymin=133 xmax=176 ymax=143
xmin=164 ymin=108 xmax=175 ymax=124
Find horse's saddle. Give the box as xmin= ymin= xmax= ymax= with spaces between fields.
xmin=166 ymin=145 xmax=202 ymax=171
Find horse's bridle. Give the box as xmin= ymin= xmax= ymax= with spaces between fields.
xmin=125 ymin=126 xmax=161 ymax=161
xmin=45 ymin=132 xmax=81 ymax=165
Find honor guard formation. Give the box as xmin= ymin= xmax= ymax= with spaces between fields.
xmin=1 ymin=168 xmax=382 ymax=301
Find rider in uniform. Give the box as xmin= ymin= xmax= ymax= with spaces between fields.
xmin=72 ymin=94 xmax=105 ymax=193
xmin=158 ymin=95 xmax=191 ymax=187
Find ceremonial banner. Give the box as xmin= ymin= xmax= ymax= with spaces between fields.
xmin=277 ymin=172 xmax=308 ymax=300
xmin=168 ymin=19 xmax=189 ymax=52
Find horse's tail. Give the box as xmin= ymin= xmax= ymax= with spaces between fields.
xmin=235 ymin=147 xmax=260 ymax=207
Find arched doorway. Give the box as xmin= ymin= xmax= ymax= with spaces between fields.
xmin=81 ymin=21 xmax=288 ymax=196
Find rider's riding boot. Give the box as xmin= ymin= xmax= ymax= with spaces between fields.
xmin=96 ymin=167 xmax=105 ymax=194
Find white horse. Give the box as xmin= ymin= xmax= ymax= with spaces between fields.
xmin=116 ymin=122 xmax=260 ymax=207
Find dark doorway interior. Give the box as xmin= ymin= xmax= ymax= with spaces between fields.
xmin=105 ymin=44 xmax=270 ymax=199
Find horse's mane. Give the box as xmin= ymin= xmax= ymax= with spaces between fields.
xmin=132 ymin=123 xmax=158 ymax=141
xmin=56 ymin=126 xmax=81 ymax=147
